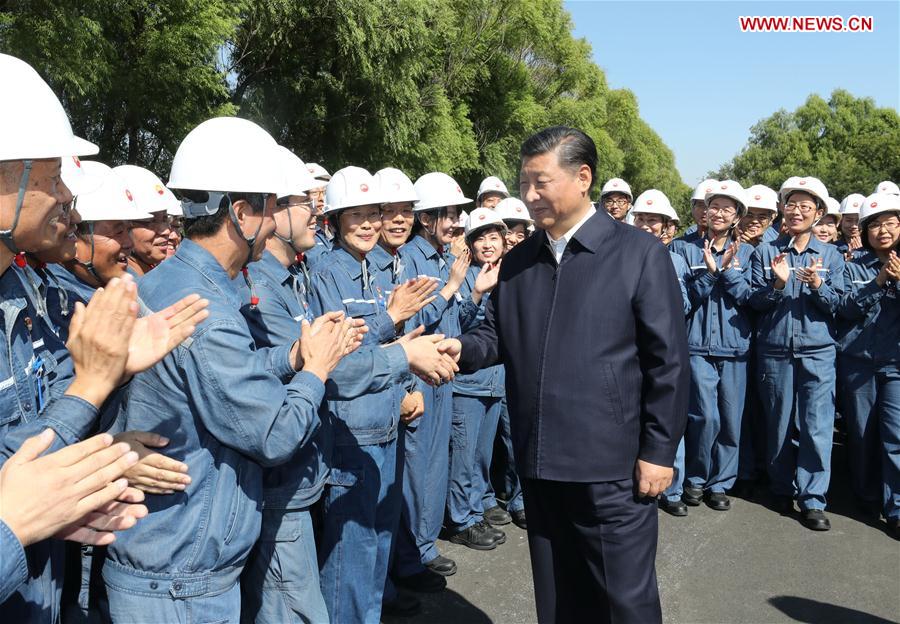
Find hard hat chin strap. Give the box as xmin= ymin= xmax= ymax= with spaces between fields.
xmin=0 ymin=160 xmax=33 ymax=255
xmin=74 ymin=221 xmax=105 ymax=285
xmin=226 ymin=194 xmax=265 ymax=269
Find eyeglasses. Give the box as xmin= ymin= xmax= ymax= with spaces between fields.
xmin=706 ymin=205 xmax=736 ymax=217
xmin=866 ymin=219 xmax=900 ymax=233
xmin=784 ymin=202 xmax=818 ymax=214
xmin=603 ymin=198 xmax=629 ymax=208
xmin=743 ymin=212 xmax=772 ymax=224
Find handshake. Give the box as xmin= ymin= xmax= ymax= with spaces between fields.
xmin=394 ymin=327 xmax=463 ymax=387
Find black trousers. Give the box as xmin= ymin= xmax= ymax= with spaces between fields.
xmin=521 ymin=478 xmax=662 ymax=624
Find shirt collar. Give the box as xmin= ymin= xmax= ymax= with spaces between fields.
xmin=409 ymin=234 xmax=442 ymax=260
xmin=255 ymin=250 xmax=292 ymax=286
xmin=546 ymin=205 xmax=597 ymax=248
xmin=367 ymin=244 xmax=395 ymax=271
xmin=332 ymin=245 xmax=368 ymax=280
xmin=173 ymin=238 xmax=242 ymax=307
xmin=774 ymin=233 xmax=825 ymax=254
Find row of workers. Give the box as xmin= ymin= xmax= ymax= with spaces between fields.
xmin=595 ymin=174 xmax=900 ymax=536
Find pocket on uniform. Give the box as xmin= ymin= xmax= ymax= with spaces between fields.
xmin=598 ymin=363 xmax=625 ymax=426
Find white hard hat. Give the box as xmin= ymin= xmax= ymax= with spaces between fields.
xmin=495 ymin=197 xmax=533 ymax=225
xmin=75 ymin=162 xmax=153 ymax=222
xmin=859 ymin=192 xmax=900 ymax=225
xmin=413 ymin=172 xmax=472 ymax=212
xmin=839 ymin=193 xmax=865 ymax=215
xmin=374 ymin=167 xmax=418 ymax=204
xmin=874 ymin=180 xmax=900 ymax=196
xmin=273 ymin=146 xmax=317 ymax=201
xmin=824 ymin=197 xmax=841 ymax=219
xmin=61 ymin=155 xmax=103 ymax=197
xmin=167 ymin=117 xmax=282 ymax=213
xmin=600 ymin=178 xmax=633 ymax=201
xmin=0 ymin=54 xmax=98 ymax=161
xmin=744 ymin=185 xmax=778 ymax=213
xmin=705 ymin=180 xmax=748 ymax=215
xmin=454 ymin=210 xmax=470 ymax=230
xmin=692 ymin=179 xmax=719 ymax=203
xmin=307 ymin=163 xmax=331 ymax=181
xmin=631 ymin=189 xmax=678 ymax=221
xmin=779 ymin=176 xmax=829 ymax=208
xmin=113 ymin=165 xmax=182 ymax=218
xmin=476 ymin=176 xmax=510 ymax=201
xmin=465 ymin=207 xmax=507 ymax=240
xmin=323 ymin=166 xmax=383 ymax=215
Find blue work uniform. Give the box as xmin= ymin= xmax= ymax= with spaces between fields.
xmin=670 ymin=224 xmax=702 ymax=255
xmin=749 ymin=235 xmax=845 ymax=510
xmin=309 ymin=243 xmax=408 ymax=624
xmin=0 ymin=265 xmax=89 ymax=624
xmin=237 ymin=249 xmax=408 ymax=624
xmin=448 ymin=266 xmax=506 ymax=533
xmin=677 ymin=239 xmax=754 ymax=495
xmin=837 ymin=251 xmax=900 ymax=520
xmin=103 ymin=239 xmax=324 ymax=623
xmin=305 ymin=227 xmax=333 ymax=270
xmin=662 ymin=250 xmax=693 ymax=504
xmin=393 ymin=234 xmax=460 ymax=576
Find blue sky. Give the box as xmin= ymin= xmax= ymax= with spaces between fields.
xmin=564 ymin=0 xmax=899 ymax=185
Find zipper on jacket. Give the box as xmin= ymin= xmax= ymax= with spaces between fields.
xmin=534 ymin=257 xmax=563 ymax=476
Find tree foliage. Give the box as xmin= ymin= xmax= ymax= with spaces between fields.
xmin=713 ymin=90 xmax=900 ymax=200
xmin=0 ymin=0 xmax=687 ymax=201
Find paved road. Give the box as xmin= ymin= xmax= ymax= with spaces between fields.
xmin=385 ymin=439 xmax=900 ymax=624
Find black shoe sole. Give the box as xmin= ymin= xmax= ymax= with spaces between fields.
xmin=448 ymin=536 xmax=497 ymax=551
xmin=682 ymin=497 xmax=702 ymax=507
xmin=484 ymin=516 xmax=512 ymax=526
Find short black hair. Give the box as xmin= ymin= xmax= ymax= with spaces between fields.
xmin=181 ymin=191 xmax=266 ymax=240
xmin=520 ymin=126 xmax=597 ymax=191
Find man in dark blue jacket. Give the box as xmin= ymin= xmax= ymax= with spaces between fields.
xmin=441 ymin=126 xmax=689 ymax=624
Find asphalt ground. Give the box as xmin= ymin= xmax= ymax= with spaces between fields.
xmin=384 ymin=436 xmax=900 ymax=624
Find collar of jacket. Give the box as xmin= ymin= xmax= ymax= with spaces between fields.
xmin=172 ymin=238 xmax=242 ymax=308
xmin=367 ymin=243 xmax=395 ymax=271
xmin=331 ymin=244 xmax=370 ymax=280
xmin=524 ymin=209 xmax=613 ymax=260
xmin=255 ymin=249 xmax=292 ymax=287
xmin=408 ymin=234 xmax=444 ymax=260
xmin=857 ymin=250 xmax=883 ymax=269
xmin=774 ymin=233 xmax=826 ymax=255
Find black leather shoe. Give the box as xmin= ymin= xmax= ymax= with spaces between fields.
xmin=477 ymin=521 xmax=506 ymax=545
xmin=424 ymin=554 xmax=458 ymax=576
xmin=682 ymin=486 xmax=703 ymax=506
xmin=658 ymin=498 xmax=688 ymax=517
xmin=382 ymin=589 xmax=422 ymax=617
xmin=484 ymin=505 xmax=512 ymax=526
xmin=705 ymin=491 xmax=731 ymax=511
xmin=449 ymin=524 xmax=498 ymax=550
xmin=801 ymin=509 xmax=831 ymax=531
xmin=772 ymin=495 xmax=795 ymax=514
xmin=393 ymin=570 xmax=447 ymax=593
xmin=510 ymin=509 xmax=527 ymax=530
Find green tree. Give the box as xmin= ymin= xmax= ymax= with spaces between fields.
xmin=713 ymin=90 xmax=900 ymax=200
xmin=0 ymin=0 xmax=240 ymax=172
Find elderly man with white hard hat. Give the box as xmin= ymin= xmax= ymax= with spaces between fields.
xmin=0 ymin=53 xmax=205 ymax=621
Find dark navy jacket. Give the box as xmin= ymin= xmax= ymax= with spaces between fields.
xmin=458 ymin=211 xmax=689 ymax=482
